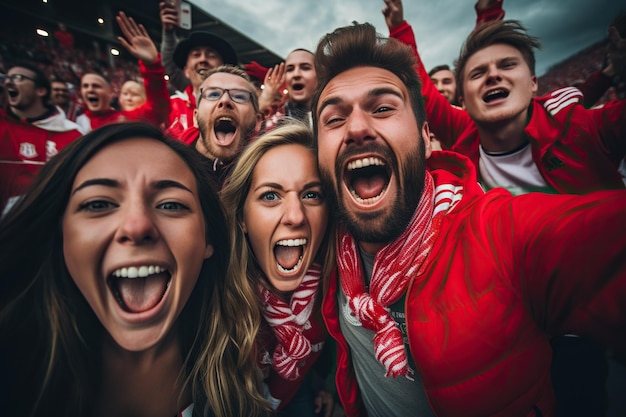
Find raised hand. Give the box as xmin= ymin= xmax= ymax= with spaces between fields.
xmin=258 ymin=62 xmax=286 ymax=114
xmin=159 ymin=1 xmax=179 ymax=32
xmin=116 ymin=11 xmax=159 ymax=65
xmin=607 ymin=25 xmax=626 ymax=78
xmin=264 ymin=63 xmax=286 ymax=94
xmin=382 ymin=0 xmax=404 ymax=30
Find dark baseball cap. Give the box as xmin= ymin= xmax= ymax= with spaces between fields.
xmin=173 ymin=31 xmax=238 ymax=69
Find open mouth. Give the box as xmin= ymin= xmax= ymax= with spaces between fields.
xmin=274 ymin=238 xmax=306 ymax=273
xmin=344 ymin=156 xmax=390 ymax=205
xmin=108 ymin=265 xmax=171 ymax=313
xmin=291 ymin=83 xmax=305 ymax=92
xmin=214 ymin=117 xmax=237 ymax=145
xmin=7 ymin=88 xmax=18 ymax=99
xmin=483 ymin=89 xmax=509 ymax=103
xmin=196 ymin=66 xmax=210 ymax=79
xmin=86 ymin=95 xmax=100 ymax=107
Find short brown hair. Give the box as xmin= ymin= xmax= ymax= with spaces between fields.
xmin=454 ymin=20 xmax=541 ymax=98
xmin=11 ymin=61 xmax=51 ymax=103
xmin=428 ymin=64 xmax=453 ymax=78
xmin=311 ymin=22 xmax=427 ymax=140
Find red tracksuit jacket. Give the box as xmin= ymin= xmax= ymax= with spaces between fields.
xmin=390 ymin=21 xmax=626 ymax=195
xmin=323 ymin=150 xmax=626 ymax=417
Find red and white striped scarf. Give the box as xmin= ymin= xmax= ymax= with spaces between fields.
xmin=337 ymin=173 xmax=446 ymax=379
xmin=259 ymin=264 xmax=321 ymax=381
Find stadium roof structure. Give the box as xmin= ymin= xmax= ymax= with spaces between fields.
xmin=0 ymin=0 xmax=285 ymax=69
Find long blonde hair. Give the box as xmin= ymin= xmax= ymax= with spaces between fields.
xmin=190 ymin=236 xmax=272 ymax=417
xmin=220 ymin=121 xmax=336 ymax=300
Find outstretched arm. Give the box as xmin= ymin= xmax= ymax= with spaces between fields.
xmin=475 ymin=0 xmax=505 ymax=27
xmin=258 ymin=62 xmax=285 ymax=116
xmin=382 ymin=0 xmax=404 ymax=31
xmin=116 ymin=11 xmax=158 ymax=65
xmin=383 ymin=0 xmax=473 ymax=149
xmin=506 ymin=190 xmax=626 ymax=349
xmin=577 ymin=19 xmax=626 ymax=108
xmin=159 ymin=2 xmax=190 ymax=92
xmin=117 ymin=11 xmax=171 ymax=126
xmin=607 ymin=24 xmax=626 ymax=83
xmin=160 ymin=1 xmax=178 ymax=31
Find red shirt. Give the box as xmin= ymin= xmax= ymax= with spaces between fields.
xmin=54 ymin=30 xmax=74 ymax=48
xmin=0 ymin=113 xmax=80 ymax=210
xmin=77 ymin=56 xmax=170 ymax=131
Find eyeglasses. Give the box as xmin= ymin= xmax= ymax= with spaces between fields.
xmin=5 ymin=74 xmax=38 ymax=83
xmin=200 ymin=87 xmax=253 ymax=104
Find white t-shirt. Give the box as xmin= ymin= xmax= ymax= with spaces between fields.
xmin=479 ymin=143 xmax=556 ymax=195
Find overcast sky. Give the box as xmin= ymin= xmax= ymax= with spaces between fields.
xmin=194 ymin=0 xmax=624 ymax=76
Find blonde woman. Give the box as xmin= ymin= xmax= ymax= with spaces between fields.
xmin=221 ymin=122 xmax=336 ymax=416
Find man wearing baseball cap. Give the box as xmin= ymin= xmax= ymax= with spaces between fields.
xmin=161 ymin=2 xmax=238 ymax=137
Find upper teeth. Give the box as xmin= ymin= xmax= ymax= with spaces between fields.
xmin=218 ymin=117 xmax=234 ymax=122
xmin=112 ymin=265 xmax=166 ymax=278
xmin=276 ymin=238 xmax=307 ymax=247
xmin=486 ymin=89 xmax=505 ymax=97
xmin=347 ymin=157 xmax=384 ymax=171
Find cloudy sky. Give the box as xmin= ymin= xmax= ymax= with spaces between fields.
xmin=194 ymin=0 xmax=624 ymax=76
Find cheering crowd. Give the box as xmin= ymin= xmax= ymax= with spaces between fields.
xmin=1 ymin=0 xmax=625 ymax=416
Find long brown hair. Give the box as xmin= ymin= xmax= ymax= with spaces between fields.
xmin=0 ymin=122 xmax=268 ymax=417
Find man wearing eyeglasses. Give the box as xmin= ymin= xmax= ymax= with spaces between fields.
xmin=3 ymin=64 xmax=84 ymax=135
xmin=166 ymin=30 xmax=240 ymax=139
xmin=178 ymin=65 xmax=262 ymax=189
xmin=0 ymin=62 xmax=84 ymax=213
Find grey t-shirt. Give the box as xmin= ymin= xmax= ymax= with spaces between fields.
xmin=338 ymin=250 xmax=435 ymax=417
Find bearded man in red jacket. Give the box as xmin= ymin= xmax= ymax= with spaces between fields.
xmin=312 ymin=22 xmax=626 ymax=417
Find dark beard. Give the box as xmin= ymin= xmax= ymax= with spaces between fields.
xmin=319 ymin=142 xmax=426 ymax=245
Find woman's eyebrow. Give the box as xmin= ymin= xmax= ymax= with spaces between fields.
xmin=72 ymin=178 xmax=118 ymax=195
xmin=154 ymin=179 xmax=193 ymax=194
xmin=71 ymin=179 xmax=193 ymax=196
